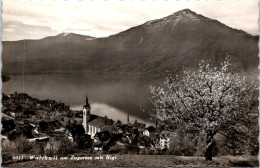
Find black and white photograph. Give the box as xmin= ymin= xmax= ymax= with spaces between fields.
xmin=1 ymin=0 xmax=259 ymax=167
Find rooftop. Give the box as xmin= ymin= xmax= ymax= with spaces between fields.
xmin=88 ymin=114 xmax=113 ymax=127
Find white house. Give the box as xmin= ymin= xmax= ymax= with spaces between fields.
xmin=143 ymin=126 xmax=156 ymax=137
xmin=143 ymin=130 xmax=150 ymax=137
xmin=159 ymin=137 xmax=170 ymax=149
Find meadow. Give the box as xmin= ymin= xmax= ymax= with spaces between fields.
xmin=2 ymin=155 xmax=258 ymax=167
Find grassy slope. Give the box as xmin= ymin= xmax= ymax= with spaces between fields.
xmin=3 ymin=155 xmax=258 ymax=167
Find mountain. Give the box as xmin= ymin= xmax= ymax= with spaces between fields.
xmin=2 ymin=9 xmax=258 ymax=80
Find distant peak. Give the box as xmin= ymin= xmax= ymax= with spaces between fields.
xmin=173 ymin=9 xmax=199 ymax=17
xmin=176 ymin=8 xmax=195 ymax=14
xmin=168 ymin=8 xmax=206 ymax=22
xmin=56 ymin=33 xmax=96 ymax=40
xmin=143 ymin=9 xmax=202 ymax=28
xmin=58 ymin=33 xmax=72 ymax=37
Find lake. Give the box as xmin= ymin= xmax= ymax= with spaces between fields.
xmin=2 ymin=74 xmax=163 ymax=125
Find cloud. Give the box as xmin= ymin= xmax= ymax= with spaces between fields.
xmin=2 ymin=0 xmax=259 ymax=41
xmin=2 ymin=21 xmax=58 ymax=41
xmin=7 ymin=24 xmax=17 ymax=28
xmin=3 ymin=28 xmax=15 ymax=32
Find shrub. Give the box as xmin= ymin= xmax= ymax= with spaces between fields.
xmin=3 ymin=136 xmax=33 ymax=155
xmin=45 ymin=137 xmax=75 ymax=156
xmin=14 ymin=135 xmax=33 ymax=154
xmin=2 ymin=139 xmax=11 ymax=154
xmin=168 ymin=132 xmax=196 ymax=156
xmin=32 ymin=142 xmax=45 ymax=155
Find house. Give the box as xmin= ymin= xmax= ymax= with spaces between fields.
xmin=13 ymin=106 xmax=23 ymax=118
xmin=75 ymin=111 xmax=83 ymax=118
xmin=16 ymin=122 xmax=35 ymax=139
xmin=93 ymin=131 xmax=110 ymax=151
xmin=65 ymin=123 xmax=85 ymax=141
xmin=28 ymin=136 xmax=49 ymax=142
xmin=159 ymin=137 xmax=170 ymax=149
xmin=8 ymin=92 xmax=18 ymax=99
xmin=35 ymin=109 xmax=48 ymax=117
xmin=1 ymin=119 xmax=16 ymax=135
xmin=138 ymin=135 xmax=153 ymax=147
xmin=82 ymin=95 xmax=113 ymax=139
xmin=9 ymin=112 xmax=16 ymax=118
xmin=111 ymin=124 xmax=123 ymax=134
xmin=55 ymin=127 xmax=65 ymax=133
xmin=3 ymin=120 xmax=35 ymax=140
xmin=17 ymin=93 xmax=31 ymax=100
xmin=159 ymin=130 xmax=174 ymax=149
xmin=23 ymin=109 xmax=36 ymax=118
xmin=143 ymin=126 xmax=156 ymax=137
xmin=65 ymin=130 xmax=74 ymax=142
xmin=132 ymin=119 xmax=146 ymax=129
xmin=65 ymin=124 xmax=92 ymax=148
xmin=119 ymin=124 xmax=133 ymax=135
xmin=36 ymin=120 xmax=63 ymax=134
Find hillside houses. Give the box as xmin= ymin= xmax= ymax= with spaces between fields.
xmin=80 ymin=95 xmax=174 ymax=153
xmin=10 ymin=110 xmax=22 ymax=118
xmin=2 ymin=92 xmax=176 ymax=155
xmin=5 ymin=92 xmax=70 ymax=114
xmin=36 ymin=120 xmax=63 ymax=134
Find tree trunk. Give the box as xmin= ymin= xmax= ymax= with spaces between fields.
xmin=205 ymin=132 xmax=213 ymax=161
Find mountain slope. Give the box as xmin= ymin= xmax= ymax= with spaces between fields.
xmin=2 ymin=9 xmax=258 ymax=80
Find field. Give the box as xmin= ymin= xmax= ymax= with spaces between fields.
xmin=2 ymin=155 xmax=258 ymax=167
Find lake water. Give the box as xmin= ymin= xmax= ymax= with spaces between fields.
xmin=2 ymin=74 xmax=163 ymax=125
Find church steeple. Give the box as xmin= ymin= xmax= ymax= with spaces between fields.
xmin=83 ymin=93 xmax=91 ymax=110
xmin=83 ymin=93 xmax=91 ymax=134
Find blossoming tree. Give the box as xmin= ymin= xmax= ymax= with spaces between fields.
xmin=150 ymin=58 xmax=258 ymax=160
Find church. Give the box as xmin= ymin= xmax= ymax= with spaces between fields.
xmin=82 ymin=95 xmax=113 ymax=139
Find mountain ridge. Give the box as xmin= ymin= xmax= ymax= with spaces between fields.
xmin=2 ymin=9 xmax=255 ymax=42
xmin=2 ymin=9 xmax=258 ymax=81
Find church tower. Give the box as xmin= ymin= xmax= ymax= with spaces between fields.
xmin=82 ymin=94 xmax=91 ymax=133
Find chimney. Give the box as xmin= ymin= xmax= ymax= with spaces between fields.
xmin=104 ymin=116 xmax=108 ymax=126
xmin=127 ymin=112 xmax=129 ymax=123
xmin=155 ymin=119 xmax=158 ymax=129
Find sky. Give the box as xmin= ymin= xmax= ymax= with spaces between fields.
xmin=2 ymin=0 xmax=259 ymax=41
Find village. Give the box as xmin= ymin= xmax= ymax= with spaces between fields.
xmin=2 ymin=92 xmax=176 ymax=159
